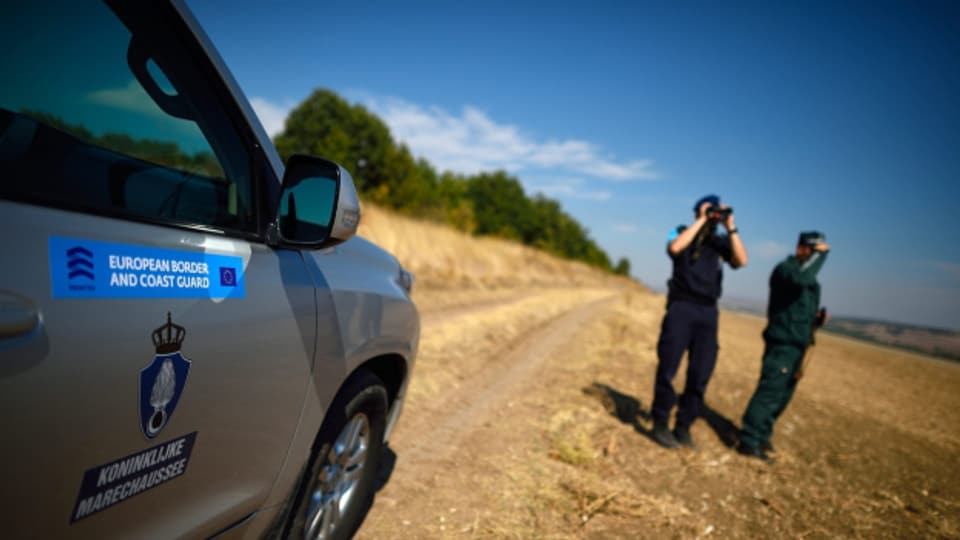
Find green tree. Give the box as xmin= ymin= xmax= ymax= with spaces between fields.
xmin=274 ymin=89 xmax=394 ymax=194
xmin=614 ymin=257 xmax=631 ymax=276
xmin=437 ymin=173 xmax=476 ymax=233
xmin=271 ymin=88 xmax=619 ymax=273
xmin=19 ymin=109 xmax=221 ymax=177
xmin=464 ymin=171 xmax=535 ymax=242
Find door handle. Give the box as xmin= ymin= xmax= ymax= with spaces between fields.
xmin=0 ymin=292 xmax=39 ymax=339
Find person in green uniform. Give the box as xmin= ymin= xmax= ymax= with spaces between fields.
xmin=738 ymin=231 xmax=830 ymax=461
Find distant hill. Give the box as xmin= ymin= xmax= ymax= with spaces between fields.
xmin=719 ymin=295 xmax=960 ymax=363
xmin=719 ymin=295 xmax=766 ymax=316
xmin=823 ymin=317 xmax=960 ymax=362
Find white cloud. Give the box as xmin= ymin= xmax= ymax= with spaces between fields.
xmin=529 ymin=177 xmax=612 ymax=201
xmin=364 ymin=96 xmax=658 ymax=180
xmin=88 ymin=80 xmax=168 ymax=119
xmin=229 ymin=93 xmax=659 ymax=183
xmin=753 ymin=240 xmax=789 ymax=259
xmin=612 ymin=223 xmax=639 ymax=233
xmin=86 ymin=80 xmax=200 ymax=138
xmin=250 ymin=97 xmax=295 ymax=137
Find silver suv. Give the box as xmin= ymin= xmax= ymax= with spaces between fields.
xmin=0 ymin=1 xmax=419 ymax=539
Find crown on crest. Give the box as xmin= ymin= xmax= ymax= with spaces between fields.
xmin=152 ymin=312 xmax=186 ymax=354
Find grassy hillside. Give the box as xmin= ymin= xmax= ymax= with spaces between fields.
xmin=358 ymin=202 xmax=640 ymax=291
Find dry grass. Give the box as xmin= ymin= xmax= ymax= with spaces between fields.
xmin=354 ymin=205 xmax=960 ymax=540
xmin=454 ymin=295 xmax=960 ymax=539
xmin=457 ymin=294 xmax=714 ymax=539
xmin=358 ymin=202 xmax=636 ymax=291
xmin=408 ymin=287 xmax=615 ymax=404
xmin=548 ymin=409 xmax=598 ymax=466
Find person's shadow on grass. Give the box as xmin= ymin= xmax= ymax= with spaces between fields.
xmin=585 ymin=382 xmax=743 ymax=448
xmin=583 ymin=382 xmax=662 ymax=443
xmin=701 ymin=404 xmax=740 ymax=448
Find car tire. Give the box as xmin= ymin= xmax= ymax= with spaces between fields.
xmin=287 ymin=371 xmax=388 ymax=540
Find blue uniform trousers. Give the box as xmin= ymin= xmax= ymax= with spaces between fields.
xmin=652 ymin=300 xmax=719 ymax=429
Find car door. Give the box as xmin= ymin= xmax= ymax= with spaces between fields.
xmin=0 ymin=2 xmax=316 ymax=537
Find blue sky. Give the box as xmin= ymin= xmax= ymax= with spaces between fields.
xmin=188 ymin=0 xmax=960 ymax=330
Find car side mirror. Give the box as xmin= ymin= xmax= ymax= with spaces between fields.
xmin=272 ymin=154 xmax=360 ymax=247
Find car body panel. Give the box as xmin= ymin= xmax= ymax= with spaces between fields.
xmin=258 ymin=237 xmax=418 ymax=511
xmin=0 ymin=202 xmax=315 ymax=538
xmin=0 ymin=1 xmax=418 ymax=537
xmin=309 ymin=238 xmax=419 ymax=377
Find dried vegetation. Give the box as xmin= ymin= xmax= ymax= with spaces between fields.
xmin=355 ymin=205 xmax=960 ymax=539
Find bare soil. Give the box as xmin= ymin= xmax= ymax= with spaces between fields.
xmin=356 ymin=286 xmax=960 ymax=540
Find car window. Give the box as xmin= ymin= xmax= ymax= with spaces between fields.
xmin=0 ymin=1 xmax=255 ymax=233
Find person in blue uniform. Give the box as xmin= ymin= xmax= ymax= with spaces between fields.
xmin=738 ymin=231 xmax=830 ymax=461
xmin=651 ymin=195 xmax=748 ymax=449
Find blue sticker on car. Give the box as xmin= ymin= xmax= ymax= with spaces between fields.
xmin=141 ymin=313 xmax=191 ymax=439
xmin=48 ymin=236 xmax=245 ymax=298
xmin=71 ymin=432 xmax=198 ymax=523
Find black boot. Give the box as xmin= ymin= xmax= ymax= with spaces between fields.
xmin=760 ymin=440 xmax=775 ymax=453
xmin=737 ymin=441 xmax=774 ymax=463
xmin=673 ymin=425 xmax=696 ymax=449
xmin=651 ymin=421 xmax=679 ymax=449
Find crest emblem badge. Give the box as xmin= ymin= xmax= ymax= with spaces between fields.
xmin=139 ymin=313 xmax=191 ymax=439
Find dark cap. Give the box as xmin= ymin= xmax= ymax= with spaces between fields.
xmin=694 ymin=194 xmax=720 ymax=212
xmin=798 ymin=231 xmax=826 ymax=246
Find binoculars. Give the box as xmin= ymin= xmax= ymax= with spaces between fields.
xmin=705 ymin=205 xmax=733 ymax=220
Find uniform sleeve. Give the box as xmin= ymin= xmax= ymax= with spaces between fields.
xmin=715 ymin=234 xmax=733 ymax=263
xmin=775 ymin=252 xmax=828 ymax=286
xmin=666 ymin=226 xmax=684 ymax=258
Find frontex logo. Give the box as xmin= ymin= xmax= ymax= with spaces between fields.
xmin=67 ymin=246 xmax=95 ymax=291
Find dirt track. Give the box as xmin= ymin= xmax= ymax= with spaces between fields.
xmin=356 ymin=286 xmax=960 ymax=539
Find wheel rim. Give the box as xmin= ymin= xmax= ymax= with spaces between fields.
xmin=304 ymin=413 xmax=371 ymax=540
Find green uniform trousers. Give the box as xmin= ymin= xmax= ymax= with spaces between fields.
xmin=740 ymin=340 xmax=806 ymax=449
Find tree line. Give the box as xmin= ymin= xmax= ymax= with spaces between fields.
xmin=274 ymin=89 xmax=630 ymax=275
xmin=20 ymin=109 xmax=223 ymax=178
